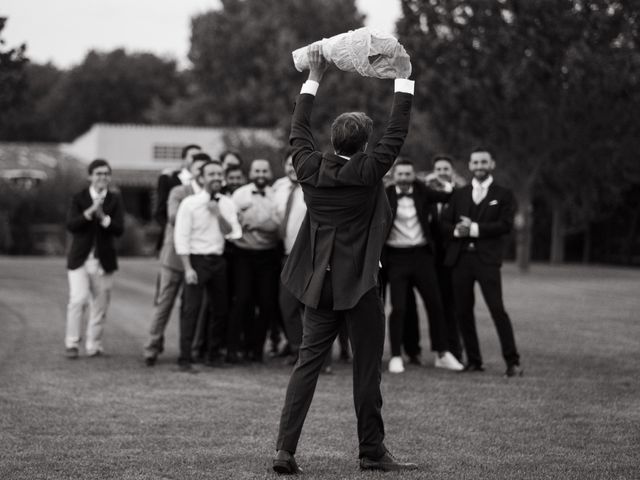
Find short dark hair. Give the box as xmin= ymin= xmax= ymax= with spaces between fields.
xmin=432 ymin=154 xmax=453 ymax=168
xmin=225 ymin=165 xmax=244 ymax=176
xmin=470 ymin=146 xmax=493 ymax=159
xmin=199 ymin=159 xmax=223 ymax=177
xmin=219 ymin=149 xmax=243 ymax=166
xmin=88 ymin=158 xmax=111 ymax=175
xmin=393 ymin=158 xmax=414 ymax=169
xmin=331 ymin=112 xmax=373 ymax=156
xmin=192 ymin=152 xmax=212 ymax=163
xmin=181 ymin=144 xmax=201 ymax=159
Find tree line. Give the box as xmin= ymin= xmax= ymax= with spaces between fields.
xmin=1 ymin=0 xmax=639 ymax=266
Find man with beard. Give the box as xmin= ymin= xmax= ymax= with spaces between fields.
xmin=223 ymin=165 xmax=247 ymax=195
xmin=143 ymin=153 xmax=210 ymax=366
xmin=440 ymin=148 xmax=523 ymax=377
xmin=384 ymin=159 xmax=463 ymax=374
xmin=227 ymin=159 xmax=281 ymax=363
xmin=173 ymin=160 xmax=242 ymax=372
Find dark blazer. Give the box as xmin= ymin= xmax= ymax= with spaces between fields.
xmin=440 ymin=182 xmax=516 ymax=267
xmin=66 ymin=188 xmax=125 ymax=272
xmin=281 ymin=91 xmax=413 ymax=310
xmin=385 ymin=181 xmax=451 ymax=249
xmin=154 ymin=170 xmax=181 ymax=250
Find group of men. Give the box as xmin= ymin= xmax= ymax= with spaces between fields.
xmin=61 ymin=45 xmax=523 ymax=474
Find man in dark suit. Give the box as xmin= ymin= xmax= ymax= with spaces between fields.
xmin=272 ymin=45 xmax=417 ymax=474
xmin=154 ymin=144 xmax=201 ymax=252
xmin=426 ymin=154 xmax=463 ymax=362
xmin=64 ymin=159 xmax=125 ymax=358
xmin=440 ymin=148 xmax=523 ymax=377
xmin=384 ymin=159 xmax=462 ymax=374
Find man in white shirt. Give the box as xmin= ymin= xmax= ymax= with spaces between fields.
xmin=174 ymin=160 xmax=242 ymax=371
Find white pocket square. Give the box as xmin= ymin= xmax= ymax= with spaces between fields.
xmin=489 ymin=200 xmax=499 ymax=206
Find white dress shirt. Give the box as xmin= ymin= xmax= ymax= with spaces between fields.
xmin=386 ymin=187 xmax=427 ymax=248
xmin=274 ymin=177 xmax=307 ymax=255
xmin=231 ymin=183 xmax=279 ymax=250
xmin=174 ymin=190 xmax=242 ymax=256
xmin=87 ymin=186 xmax=111 ymax=228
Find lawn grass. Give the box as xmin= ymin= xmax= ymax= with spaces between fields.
xmin=0 ymin=257 xmax=638 ymax=479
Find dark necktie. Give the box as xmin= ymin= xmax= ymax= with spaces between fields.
xmin=280 ymin=182 xmax=299 ymax=239
xmin=398 ymin=192 xmax=413 ymax=199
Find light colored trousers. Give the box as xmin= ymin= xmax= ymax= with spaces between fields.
xmin=65 ymin=258 xmax=114 ymax=354
xmin=143 ymin=266 xmax=183 ymax=359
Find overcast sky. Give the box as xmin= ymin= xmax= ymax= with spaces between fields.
xmin=2 ymin=0 xmax=401 ymax=68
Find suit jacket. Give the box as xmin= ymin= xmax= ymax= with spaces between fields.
xmin=158 ymin=183 xmax=196 ymax=271
xmin=280 ymin=90 xmax=413 ymax=310
xmin=440 ymin=182 xmax=516 ymax=267
xmin=154 ymin=170 xmax=181 ymax=250
xmin=384 ymin=181 xmax=451 ymax=252
xmin=66 ymin=188 xmax=125 ymax=272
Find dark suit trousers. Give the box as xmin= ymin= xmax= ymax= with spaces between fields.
xmin=402 ymin=289 xmax=421 ymax=357
xmin=435 ymin=262 xmax=462 ymax=360
xmin=387 ymin=246 xmax=447 ymax=356
xmin=276 ymin=274 xmax=386 ymax=460
xmin=451 ymin=252 xmax=520 ymax=367
xmin=228 ymin=248 xmax=280 ymax=359
xmin=179 ymin=254 xmax=228 ymax=365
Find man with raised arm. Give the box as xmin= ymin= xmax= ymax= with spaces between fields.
xmin=272 ymin=44 xmax=418 ymax=474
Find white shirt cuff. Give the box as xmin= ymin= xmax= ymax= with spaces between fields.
xmin=100 ymin=215 xmax=111 ymax=228
xmin=394 ymin=79 xmax=414 ymax=95
xmin=300 ymin=80 xmax=319 ymax=96
xmin=470 ymin=222 xmax=479 ymax=238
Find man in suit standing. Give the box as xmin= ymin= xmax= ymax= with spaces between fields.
xmin=440 ymin=148 xmax=523 ymax=377
xmin=143 ymin=153 xmax=210 ymax=366
xmin=426 ymin=155 xmax=463 ymax=362
xmin=64 ymin=159 xmax=125 ymax=358
xmin=384 ymin=159 xmax=463 ymax=374
xmin=273 ymin=45 xmax=418 ymax=474
xmin=154 ymin=144 xmax=201 ymax=252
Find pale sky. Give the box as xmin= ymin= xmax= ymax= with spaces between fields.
xmin=2 ymin=0 xmax=401 ymax=69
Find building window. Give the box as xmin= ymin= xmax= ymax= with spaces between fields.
xmin=153 ymin=145 xmax=184 ymax=161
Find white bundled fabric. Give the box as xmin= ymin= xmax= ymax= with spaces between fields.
xmin=292 ymin=27 xmax=412 ymax=79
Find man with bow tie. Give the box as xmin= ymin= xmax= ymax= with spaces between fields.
xmin=173 ymin=160 xmax=242 ymax=372
xmin=440 ymin=148 xmax=523 ymax=377
xmin=64 ymin=159 xmax=124 ymax=359
xmin=383 ymin=158 xmax=463 ymax=374
xmin=228 ymin=159 xmax=281 ymax=363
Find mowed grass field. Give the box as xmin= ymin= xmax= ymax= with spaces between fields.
xmin=0 ymin=257 xmax=638 ymax=480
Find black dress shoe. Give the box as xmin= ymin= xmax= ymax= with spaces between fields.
xmin=360 ymin=450 xmax=418 ymax=472
xmin=272 ymin=450 xmax=302 ymax=474
xmin=144 ymin=356 xmax=156 ymax=367
xmin=65 ymin=347 xmax=79 ymax=359
xmin=505 ymin=364 xmax=524 ymax=377
xmin=462 ymin=363 xmax=485 ymax=372
xmin=407 ymin=354 xmax=423 ymax=366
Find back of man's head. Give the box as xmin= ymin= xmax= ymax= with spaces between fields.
xmin=331 ymin=112 xmax=373 ymax=157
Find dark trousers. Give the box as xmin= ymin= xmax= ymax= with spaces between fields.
xmin=179 ymin=254 xmax=228 ymax=365
xmin=402 ymin=290 xmax=421 ymax=357
xmin=228 ymin=248 xmax=280 ymax=359
xmin=435 ymin=262 xmax=462 ymax=360
xmin=451 ymin=252 xmax=520 ymax=367
xmin=279 ymin=280 xmax=304 ymax=353
xmin=387 ymin=246 xmax=447 ymax=356
xmin=276 ymin=274 xmax=386 ymax=460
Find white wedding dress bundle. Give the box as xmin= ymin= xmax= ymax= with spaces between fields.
xmin=292 ymin=27 xmax=412 ymax=79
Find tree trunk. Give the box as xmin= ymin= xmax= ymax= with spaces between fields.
xmin=582 ymin=225 xmax=592 ymax=264
xmin=550 ymin=207 xmax=565 ymax=264
xmin=515 ymin=192 xmax=532 ymax=272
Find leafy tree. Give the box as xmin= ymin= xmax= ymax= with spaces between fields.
xmin=397 ymin=0 xmax=640 ymax=269
xmin=0 ymin=17 xmax=28 ymax=139
xmin=44 ymin=49 xmax=185 ymax=141
xmin=187 ymin=0 xmax=392 ymax=149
